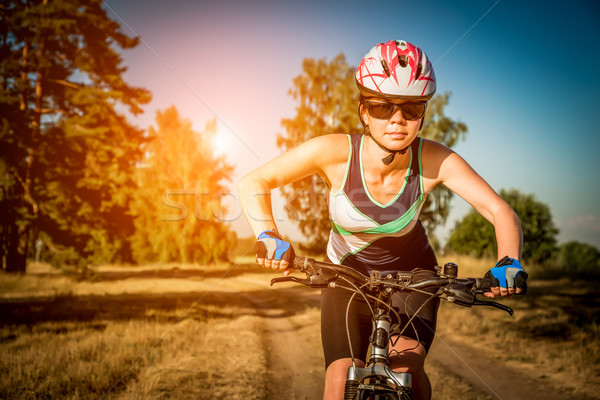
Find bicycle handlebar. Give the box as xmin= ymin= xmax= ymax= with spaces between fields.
xmin=270 ymin=256 xmax=513 ymax=315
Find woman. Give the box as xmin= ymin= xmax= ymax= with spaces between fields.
xmin=238 ymin=39 xmax=527 ymax=400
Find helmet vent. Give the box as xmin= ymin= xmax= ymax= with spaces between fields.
xmin=398 ymin=55 xmax=408 ymax=68
xmin=415 ymin=63 xmax=422 ymax=80
xmin=381 ymin=60 xmax=391 ymax=77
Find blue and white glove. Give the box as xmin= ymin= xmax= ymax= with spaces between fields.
xmin=484 ymin=256 xmax=528 ymax=293
xmin=255 ymin=230 xmax=295 ymax=264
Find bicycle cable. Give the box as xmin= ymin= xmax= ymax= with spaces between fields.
xmin=345 ymin=290 xmax=359 ymax=372
xmin=339 ymin=275 xmax=375 ymax=373
xmin=389 ymin=291 xmax=422 ymax=354
xmin=393 ymin=293 xmax=436 ymax=346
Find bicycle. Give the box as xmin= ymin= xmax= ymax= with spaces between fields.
xmin=270 ymin=256 xmax=514 ymax=400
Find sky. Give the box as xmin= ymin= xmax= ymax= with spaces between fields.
xmin=103 ymin=0 xmax=600 ymax=249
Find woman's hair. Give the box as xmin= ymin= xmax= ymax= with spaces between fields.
xmin=357 ymin=94 xmax=370 ymax=135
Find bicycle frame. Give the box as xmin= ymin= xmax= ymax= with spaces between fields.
xmin=340 ymin=270 xmax=416 ymax=400
xmin=344 ymin=306 xmax=412 ymax=400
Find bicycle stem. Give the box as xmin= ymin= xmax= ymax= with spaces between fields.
xmin=368 ymin=307 xmax=392 ymax=365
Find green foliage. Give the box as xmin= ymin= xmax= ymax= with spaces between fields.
xmin=0 ymin=0 xmax=150 ymax=271
xmin=558 ymin=241 xmax=600 ymax=277
xmin=419 ymin=93 xmax=468 ymax=237
xmin=129 ymin=107 xmax=236 ymax=264
xmin=445 ymin=212 xmax=497 ymax=259
xmin=446 ymin=189 xmax=559 ymax=263
xmin=276 ymin=55 xmax=467 ymax=252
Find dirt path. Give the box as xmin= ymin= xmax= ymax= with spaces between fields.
xmin=238 ymin=278 xmax=325 ymax=400
xmin=427 ymin=335 xmax=585 ymax=400
xmin=234 ymin=276 xmax=591 ymax=400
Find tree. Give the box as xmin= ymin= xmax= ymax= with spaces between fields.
xmin=446 ymin=189 xmax=559 ymax=263
xmin=129 ymin=107 xmax=236 ymax=264
xmin=276 ymin=54 xmax=361 ymax=253
xmin=277 ymin=54 xmax=467 ymax=252
xmin=0 ymin=0 xmax=151 ymax=271
xmin=558 ymin=241 xmax=600 ymax=277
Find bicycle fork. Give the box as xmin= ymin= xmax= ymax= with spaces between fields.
xmin=344 ymin=308 xmax=412 ymax=399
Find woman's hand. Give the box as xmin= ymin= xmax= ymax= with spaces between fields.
xmin=483 ymin=256 xmax=528 ymax=298
xmin=255 ymin=230 xmax=296 ymax=276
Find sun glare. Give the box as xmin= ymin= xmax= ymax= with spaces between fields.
xmin=213 ymin=121 xmax=233 ymax=156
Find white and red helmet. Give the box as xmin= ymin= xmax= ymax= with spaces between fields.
xmin=356 ymin=40 xmax=436 ymax=101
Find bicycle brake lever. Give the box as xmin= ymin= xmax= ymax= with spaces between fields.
xmin=473 ymin=299 xmax=514 ymax=316
xmin=270 ymin=276 xmax=311 ymax=286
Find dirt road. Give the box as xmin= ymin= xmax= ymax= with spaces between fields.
xmin=427 ymin=336 xmax=587 ymax=400
xmin=235 ymin=276 xmax=593 ymax=400
xmin=239 ymin=278 xmax=324 ymax=400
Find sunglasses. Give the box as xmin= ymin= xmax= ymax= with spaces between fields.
xmin=364 ymin=100 xmax=427 ymax=120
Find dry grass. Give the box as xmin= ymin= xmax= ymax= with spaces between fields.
xmin=435 ymin=254 xmax=600 ymax=399
xmin=0 ymin=261 xmax=274 ymax=399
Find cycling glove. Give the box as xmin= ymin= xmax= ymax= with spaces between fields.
xmin=484 ymin=256 xmax=528 ymax=293
xmin=256 ymin=230 xmax=295 ymax=263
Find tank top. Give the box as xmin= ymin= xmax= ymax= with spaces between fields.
xmin=326 ymin=134 xmax=437 ymax=275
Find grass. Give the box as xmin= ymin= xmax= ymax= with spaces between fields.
xmin=0 ymin=261 xmax=273 ymax=399
xmin=435 ymin=254 xmax=600 ymax=398
xmin=1 ymin=255 xmax=598 ymax=399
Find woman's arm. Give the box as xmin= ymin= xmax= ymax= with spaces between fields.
xmin=423 ymin=140 xmax=524 ymax=296
xmin=237 ymin=134 xmax=349 ymax=270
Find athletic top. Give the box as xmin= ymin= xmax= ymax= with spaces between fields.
xmin=326 ymin=134 xmax=437 ymax=275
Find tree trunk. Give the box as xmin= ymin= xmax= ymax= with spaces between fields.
xmin=3 ymin=217 xmax=28 ymax=273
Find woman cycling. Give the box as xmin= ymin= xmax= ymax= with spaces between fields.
xmin=238 ymin=39 xmax=527 ymax=400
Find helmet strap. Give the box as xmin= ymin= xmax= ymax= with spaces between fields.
xmin=367 ymin=134 xmax=410 ymax=165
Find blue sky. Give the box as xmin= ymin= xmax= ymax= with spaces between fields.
xmin=104 ymin=0 xmax=600 ymax=248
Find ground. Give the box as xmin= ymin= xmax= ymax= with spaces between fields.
xmin=0 ymin=259 xmax=598 ymax=399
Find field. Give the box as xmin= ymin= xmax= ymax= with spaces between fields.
xmin=1 ymin=255 xmax=599 ymax=399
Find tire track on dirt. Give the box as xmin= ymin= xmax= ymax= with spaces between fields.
xmin=236 ymin=278 xmax=324 ymax=400
xmin=428 ymin=336 xmax=594 ymax=400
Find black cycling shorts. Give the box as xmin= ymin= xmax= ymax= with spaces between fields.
xmin=320 ymin=268 xmax=440 ymax=369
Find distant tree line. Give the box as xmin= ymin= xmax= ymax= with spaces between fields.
xmin=446 ymin=189 xmax=599 ymax=276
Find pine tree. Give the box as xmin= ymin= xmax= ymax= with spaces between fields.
xmin=0 ymin=0 xmax=151 ymax=271
xmin=129 ymin=107 xmax=235 ymax=264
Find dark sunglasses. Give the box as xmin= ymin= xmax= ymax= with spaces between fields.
xmin=364 ymin=100 xmax=427 ymax=120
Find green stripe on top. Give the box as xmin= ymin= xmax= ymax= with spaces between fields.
xmin=331 ymin=193 xmax=425 ymax=235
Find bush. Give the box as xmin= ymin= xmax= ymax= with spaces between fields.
xmin=446 ymin=189 xmax=558 ymax=263
xmin=557 ymin=241 xmax=600 ymax=278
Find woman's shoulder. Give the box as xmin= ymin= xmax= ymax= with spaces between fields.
xmin=307 ymin=133 xmax=353 ymax=146
xmin=419 ymin=138 xmax=455 ymax=161
xmin=419 ymin=137 xmax=451 ymax=151
xmin=418 ymin=138 xmax=460 ymax=183
xmin=302 ymin=133 xmax=352 ymax=162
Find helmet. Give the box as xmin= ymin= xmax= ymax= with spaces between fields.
xmin=355 ymin=40 xmax=436 ymax=101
